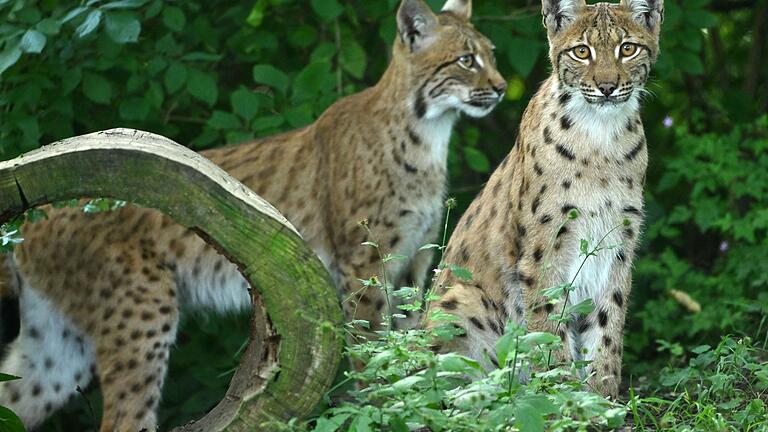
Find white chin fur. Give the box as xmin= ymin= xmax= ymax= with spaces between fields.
xmin=563 ymin=88 xmax=640 ymax=145
xmin=461 ymin=104 xmax=497 ymax=118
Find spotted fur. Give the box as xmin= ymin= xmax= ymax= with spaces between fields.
xmin=0 ymin=1 xmax=505 ymax=430
xmin=427 ymin=0 xmax=663 ymax=398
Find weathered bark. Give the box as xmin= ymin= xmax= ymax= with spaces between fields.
xmin=0 ymin=128 xmax=343 ymax=431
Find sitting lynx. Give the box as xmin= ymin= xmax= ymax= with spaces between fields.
xmin=428 ymin=0 xmax=663 ymax=397
xmin=0 ymin=0 xmax=506 ymax=430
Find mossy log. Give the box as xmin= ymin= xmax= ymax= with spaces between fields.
xmin=0 ymin=128 xmax=343 ymax=431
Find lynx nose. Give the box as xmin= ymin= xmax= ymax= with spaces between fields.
xmin=597 ymin=82 xmax=617 ymax=97
xmin=491 ymin=80 xmax=507 ymax=97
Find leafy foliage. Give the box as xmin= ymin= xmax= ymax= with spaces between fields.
xmin=0 ymin=0 xmax=766 ymax=430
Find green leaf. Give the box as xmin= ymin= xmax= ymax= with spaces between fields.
xmin=230 ymin=88 xmax=261 ymax=121
xmin=282 ymin=103 xmax=314 ymax=128
xmin=118 ymin=97 xmax=150 ymax=120
xmin=443 ymin=263 xmax=473 ymax=281
xmin=101 ymin=0 xmax=149 ymax=9
xmin=162 ymin=6 xmax=186 ymax=32
xmin=252 ymin=64 xmax=290 ymax=95
xmin=61 ymin=6 xmax=88 ymax=23
xmin=208 ymin=111 xmax=242 ymax=130
xmin=463 ymin=147 xmax=491 ymax=173
xmin=507 ymin=37 xmax=541 ymax=77
xmin=0 ymin=405 xmax=25 ymax=432
xmin=0 ymin=373 xmax=21 ymax=382
xmin=314 ymin=413 xmax=351 ymax=432
xmin=676 ymin=51 xmax=705 ymax=75
xmin=20 ymin=30 xmax=46 ymax=53
xmin=0 ymin=45 xmax=22 ymax=75
xmin=579 ymin=239 xmax=589 ymax=254
xmin=82 ymin=72 xmax=112 ymax=104
xmin=164 ymin=62 xmax=187 ymax=93
xmin=292 ymin=61 xmax=331 ymax=103
xmin=246 ymin=1 xmax=266 ymax=27
xmin=76 ymin=9 xmax=103 ymax=38
xmin=566 ymin=298 xmax=596 ymax=316
xmin=514 ymin=394 xmax=558 ymax=432
xmin=252 ymin=115 xmax=284 ymax=131
xmin=311 ymin=0 xmax=344 ymax=21
xmin=186 ymin=69 xmax=218 ymax=105
xmin=104 ymin=12 xmax=141 ymax=43
xmin=35 ymin=18 xmax=61 ymax=35
xmin=341 ymin=39 xmax=367 ymax=79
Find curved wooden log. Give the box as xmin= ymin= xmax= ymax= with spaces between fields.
xmin=0 ymin=128 xmax=343 ymax=431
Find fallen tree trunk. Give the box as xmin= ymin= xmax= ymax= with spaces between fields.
xmin=0 ymin=128 xmax=343 ymax=431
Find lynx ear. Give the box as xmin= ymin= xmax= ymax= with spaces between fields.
xmin=442 ymin=0 xmax=472 ymax=20
xmin=542 ymin=0 xmax=586 ymax=35
xmin=398 ymin=0 xmax=440 ymax=52
xmin=621 ymin=0 xmax=664 ymax=33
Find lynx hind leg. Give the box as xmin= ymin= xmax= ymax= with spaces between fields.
xmin=428 ymin=282 xmax=507 ymax=369
xmin=95 ymin=270 xmax=179 ymax=432
xmin=0 ymin=284 xmax=96 ymax=430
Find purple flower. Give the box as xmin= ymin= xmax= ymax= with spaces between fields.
xmin=719 ymin=241 xmax=729 ymax=253
xmin=663 ymin=116 xmax=674 ymax=128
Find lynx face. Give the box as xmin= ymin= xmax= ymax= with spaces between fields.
xmin=397 ymin=0 xmax=507 ymax=119
xmin=543 ymin=0 xmax=663 ymax=108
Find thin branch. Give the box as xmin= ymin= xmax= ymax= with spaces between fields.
xmin=743 ymin=0 xmax=768 ymax=97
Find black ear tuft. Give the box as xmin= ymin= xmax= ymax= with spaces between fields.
xmin=397 ymin=0 xmax=440 ymax=52
xmin=541 ymin=0 xmax=586 ymax=35
xmin=622 ymin=0 xmax=665 ymax=32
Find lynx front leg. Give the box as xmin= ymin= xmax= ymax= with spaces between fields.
xmin=576 ymin=268 xmax=631 ymax=398
xmin=93 ymin=270 xmax=178 ymax=432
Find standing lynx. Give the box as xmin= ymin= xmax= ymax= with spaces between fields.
xmin=428 ymin=0 xmax=663 ymax=397
xmin=0 ymin=0 xmax=506 ymax=430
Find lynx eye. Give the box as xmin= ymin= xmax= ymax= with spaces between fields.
xmin=457 ymin=54 xmax=476 ymax=69
xmin=621 ymin=43 xmax=639 ymax=58
xmin=572 ymin=45 xmax=591 ymax=60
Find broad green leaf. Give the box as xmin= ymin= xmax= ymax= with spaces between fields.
xmin=61 ymin=6 xmax=88 ymax=23
xmin=252 ymin=64 xmax=290 ymax=95
xmin=186 ymin=70 xmax=218 ymax=105
xmin=162 ymin=6 xmax=186 ymax=32
xmin=82 ymin=72 xmax=112 ymax=104
xmin=341 ymin=39 xmax=367 ymax=79
xmin=104 ymin=12 xmax=141 ymax=43
xmin=314 ymin=413 xmax=351 ymax=432
xmin=311 ymin=0 xmax=344 ymax=21
xmin=0 ymin=405 xmax=25 ymax=432
xmin=514 ymin=394 xmax=558 ymax=432
xmin=101 ymin=0 xmax=149 ymax=9
xmin=164 ymin=62 xmax=187 ymax=93
xmin=443 ymin=264 xmax=473 ymax=281
xmin=246 ymin=1 xmax=266 ymax=27
xmin=0 ymin=45 xmax=22 ymax=75
xmin=208 ymin=111 xmax=242 ymax=130
xmin=119 ymin=97 xmax=150 ymax=120
xmin=283 ymin=103 xmax=314 ymax=128
xmin=566 ymin=298 xmax=596 ymax=315
xmin=252 ymin=115 xmax=284 ymax=131
xmin=463 ymin=147 xmax=490 ymax=173
xmin=292 ymin=61 xmax=331 ymax=103
xmin=20 ymin=30 xmax=46 ymax=53
xmin=507 ymin=37 xmax=541 ymax=77
xmin=230 ymin=88 xmax=261 ymax=121
xmin=75 ymin=9 xmax=103 ymax=38
xmin=36 ymin=18 xmax=61 ymax=35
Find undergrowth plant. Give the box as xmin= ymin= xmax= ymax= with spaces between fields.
xmin=271 ymin=199 xmax=768 ymax=432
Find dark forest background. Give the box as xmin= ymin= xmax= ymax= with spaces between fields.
xmin=1 ymin=0 xmax=766 ymax=429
